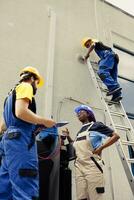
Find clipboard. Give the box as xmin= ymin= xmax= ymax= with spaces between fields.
xmin=55 ymin=121 xmax=69 ymax=128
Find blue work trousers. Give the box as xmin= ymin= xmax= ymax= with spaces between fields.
xmin=0 ymin=128 xmax=39 ymax=200
xmin=97 ymin=52 xmax=120 ymax=91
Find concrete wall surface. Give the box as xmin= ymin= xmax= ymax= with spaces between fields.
xmin=0 ymin=0 xmax=134 ymax=199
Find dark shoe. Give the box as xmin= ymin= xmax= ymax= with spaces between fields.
xmin=106 ymin=87 xmax=122 ymax=96
xmin=108 ymin=95 xmax=122 ymax=106
xmin=112 ymin=96 xmax=122 ymax=102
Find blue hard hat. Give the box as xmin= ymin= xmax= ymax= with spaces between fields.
xmin=74 ymin=105 xmax=96 ymax=122
xmin=74 ymin=105 xmax=93 ymax=114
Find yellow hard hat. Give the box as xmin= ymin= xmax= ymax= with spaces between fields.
xmin=81 ymin=37 xmax=92 ymax=47
xmin=20 ymin=66 xmax=44 ymax=87
xmin=81 ymin=37 xmax=98 ymax=47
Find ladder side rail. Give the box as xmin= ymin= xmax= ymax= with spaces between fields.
xmin=119 ymin=102 xmax=134 ymax=140
xmin=87 ymin=60 xmax=134 ymax=195
xmin=89 ymin=61 xmax=134 ymax=142
xmin=87 ymin=60 xmax=120 ymax=131
xmin=115 ymin=142 xmax=134 ymax=191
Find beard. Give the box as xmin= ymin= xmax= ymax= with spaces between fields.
xmin=31 ymin=82 xmax=37 ymax=95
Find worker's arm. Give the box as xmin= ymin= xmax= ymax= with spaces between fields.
xmin=61 ymin=128 xmax=74 ymax=143
xmin=15 ymin=98 xmax=56 ymax=128
xmin=92 ymin=132 xmax=120 ymax=155
xmin=84 ymin=43 xmax=95 ymax=60
xmin=0 ymin=117 xmax=6 ymax=134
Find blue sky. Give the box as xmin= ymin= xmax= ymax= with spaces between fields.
xmin=106 ymin=0 xmax=134 ymax=16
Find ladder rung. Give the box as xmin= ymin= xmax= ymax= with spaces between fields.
xmin=96 ymin=77 xmax=102 ymax=83
xmin=90 ymin=61 xmax=98 ymax=66
xmin=110 ymin=111 xmax=125 ymax=117
xmin=100 ymin=87 xmax=109 ymax=93
xmin=105 ymin=99 xmax=120 ymax=105
xmin=127 ymin=159 xmax=134 ymax=164
xmin=93 ymin=68 xmax=98 ymax=72
xmin=115 ymin=124 xmax=131 ymax=131
xmin=121 ymin=140 xmax=134 ymax=146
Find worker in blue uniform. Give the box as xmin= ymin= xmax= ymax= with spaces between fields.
xmin=62 ymin=105 xmax=120 ymax=200
xmin=0 ymin=118 xmax=6 ymax=165
xmin=0 ymin=134 xmax=3 ymax=166
xmin=81 ymin=38 xmax=122 ymax=102
xmin=0 ymin=66 xmax=56 ymax=200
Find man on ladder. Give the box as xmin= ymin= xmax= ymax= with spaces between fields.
xmin=79 ymin=37 xmax=122 ymax=102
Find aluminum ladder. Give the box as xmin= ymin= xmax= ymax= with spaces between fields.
xmin=87 ymin=60 xmax=134 ymax=195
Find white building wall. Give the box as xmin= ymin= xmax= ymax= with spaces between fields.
xmin=0 ymin=0 xmax=134 ymax=199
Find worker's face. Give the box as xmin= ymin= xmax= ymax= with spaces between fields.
xmin=31 ymin=78 xmax=39 ymax=95
xmin=85 ymin=40 xmax=92 ymax=48
xmin=77 ymin=110 xmax=89 ymax=123
xmin=34 ymin=79 xmax=39 ymax=88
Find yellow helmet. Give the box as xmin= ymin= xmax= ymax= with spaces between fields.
xmin=81 ymin=37 xmax=98 ymax=47
xmin=81 ymin=37 xmax=91 ymax=47
xmin=20 ymin=66 xmax=44 ymax=87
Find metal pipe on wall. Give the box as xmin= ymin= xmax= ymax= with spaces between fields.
xmin=44 ymin=8 xmax=56 ymax=118
xmin=44 ymin=8 xmax=60 ymax=200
